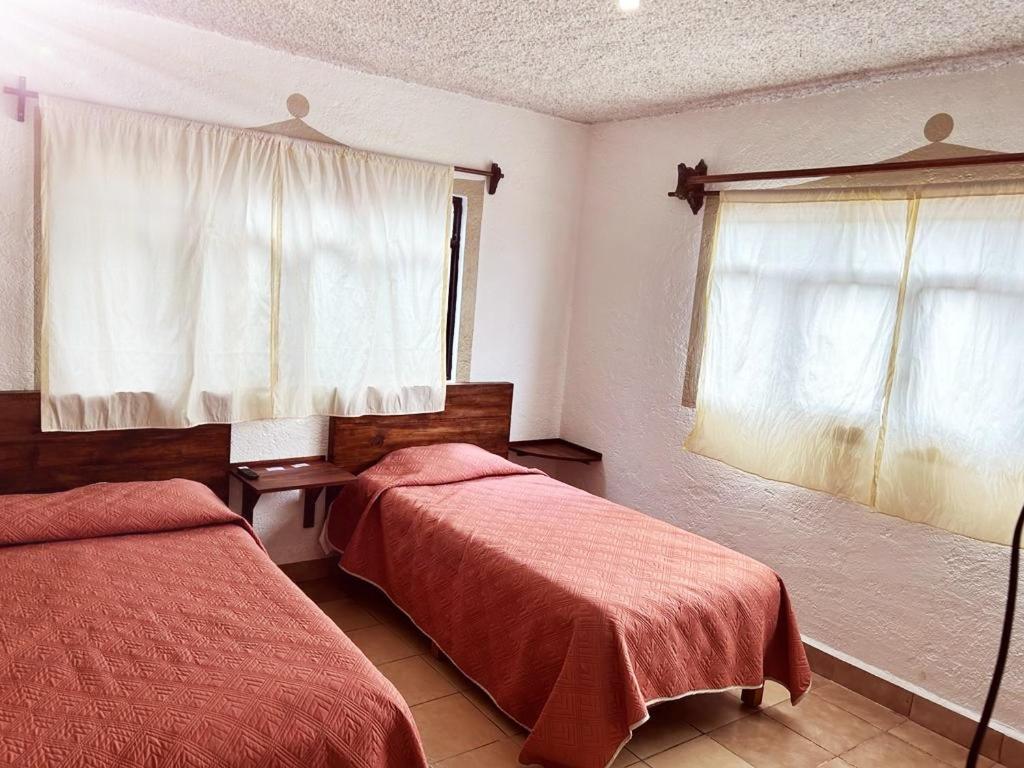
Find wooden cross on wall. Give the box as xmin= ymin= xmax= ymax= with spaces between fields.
xmin=3 ymin=76 xmax=39 ymax=122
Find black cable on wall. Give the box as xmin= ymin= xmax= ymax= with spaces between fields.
xmin=965 ymin=503 xmax=1023 ymax=768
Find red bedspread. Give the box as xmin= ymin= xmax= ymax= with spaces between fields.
xmin=325 ymin=443 xmax=811 ymax=768
xmin=0 ymin=480 xmax=427 ymax=768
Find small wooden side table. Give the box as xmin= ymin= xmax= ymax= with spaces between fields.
xmin=228 ymin=456 xmax=357 ymax=527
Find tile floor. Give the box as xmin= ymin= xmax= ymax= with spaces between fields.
xmin=302 ymin=574 xmax=1002 ymax=768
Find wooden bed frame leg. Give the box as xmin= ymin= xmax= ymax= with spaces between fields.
xmin=741 ymin=687 xmax=764 ymax=709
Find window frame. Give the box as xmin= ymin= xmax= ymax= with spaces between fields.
xmin=447 ymin=178 xmax=485 ymax=382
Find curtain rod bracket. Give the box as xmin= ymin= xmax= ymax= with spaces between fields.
xmin=487 ymin=162 xmax=504 ymax=195
xmin=666 ymin=113 xmax=1024 ymax=215
xmin=668 ymin=159 xmax=707 ymax=214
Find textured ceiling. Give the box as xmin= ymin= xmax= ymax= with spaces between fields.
xmin=99 ymin=0 xmax=1024 ymax=123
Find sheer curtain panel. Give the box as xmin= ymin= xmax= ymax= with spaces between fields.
xmin=39 ymin=97 xmax=453 ymax=431
xmin=40 ymin=97 xmax=277 ymax=430
xmin=277 ymin=142 xmax=453 ymax=417
xmin=876 ymin=191 xmax=1024 ymax=543
xmin=686 ymin=193 xmax=911 ymax=505
xmin=687 ymin=187 xmax=1024 ymax=545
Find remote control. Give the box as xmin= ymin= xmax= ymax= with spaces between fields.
xmin=238 ymin=467 xmax=259 ymax=480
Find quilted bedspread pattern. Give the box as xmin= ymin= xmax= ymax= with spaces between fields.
xmin=326 ymin=444 xmax=812 ymax=768
xmin=0 ymin=480 xmax=427 ymax=768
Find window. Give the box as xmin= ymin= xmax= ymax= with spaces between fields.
xmin=446 ymin=179 xmax=486 ymax=382
xmin=686 ymin=186 xmax=1024 ymax=545
xmin=446 ymin=195 xmax=464 ymax=380
xmin=40 ymin=96 xmax=453 ymax=431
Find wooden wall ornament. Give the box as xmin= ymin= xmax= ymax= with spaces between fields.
xmin=923 ymin=112 xmax=954 ymax=143
xmin=252 ymin=92 xmax=347 ymax=146
xmin=252 ymin=92 xmax=504 ymax=192
xmin=669 ymin=113 xmax=1024 ymax=213
xmin=3 ymin=78 xmax=505 ymax=193
xmin=286 ymin=93 xmax=310 ymax=119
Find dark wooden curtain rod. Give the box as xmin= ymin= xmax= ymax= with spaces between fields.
xmin=454 ymin=163 xmax=504 ymax=194
xmin=668 ymin=152 xmax=1024 ymax=214
xmin=4 ymin=76 xmax=505 ymax=194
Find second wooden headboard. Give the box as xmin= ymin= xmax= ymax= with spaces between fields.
xmin=327 ymin=382 xmax=513 ymax=473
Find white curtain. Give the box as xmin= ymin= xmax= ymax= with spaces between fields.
xmin=876 ymin=192 xmax=1024 ymax=543
xmin=277 ymin=142 xmax=451 ymax=417
xmin=39 ymin=97 xmax=452 ymax=431
xmin=687 ymin=187 xmax=1024 ymax=545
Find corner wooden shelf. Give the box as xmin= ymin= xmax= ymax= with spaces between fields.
xmin=508 ymin=438 xmax=602 ymax=464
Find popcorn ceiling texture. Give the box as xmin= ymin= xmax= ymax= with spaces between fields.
xmin=558 ymin=64 xmax=1024 ymax=732
xmin=98 ymin=0 xmax=1024 ymax=123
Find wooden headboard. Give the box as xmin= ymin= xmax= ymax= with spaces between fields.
xmin=0 ymin=391 xmax=232 ymax=500
xmin=327 ymin=382 xmax=513 ymax=473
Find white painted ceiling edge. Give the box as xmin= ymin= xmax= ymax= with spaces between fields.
xmin=90 ymin=0 xmax=1024 ymax=123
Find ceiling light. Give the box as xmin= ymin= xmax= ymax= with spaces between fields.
xmin=619 ymin=0 xmax=640 ymax=10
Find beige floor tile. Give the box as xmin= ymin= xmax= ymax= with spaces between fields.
xmin=412 ymin=693 xmax=505 ymax=761
xmin=423 ymin=652 xmax=475 ymax=692
xmin=811 ymin=673 xmax=834 ymax=692
xmin=435 ymin=736 xmax=529 ymax=767
xmin=671 ymin=692 xmax=751 ymax=733
xmin=317 ymin=598 xmax=379 ymax=631
xmin=842 ymin=733 xmax=944 ymax=768
xmin=384 ymin=615 xmax=434 ymax=655
xmin=366 ymin=597 xmax=413 ymax=626
xmin=764 ymin=692 xmax=880 ymax=754
xmin=378 ymin=655 xmax=458 ymax=706
xmin=645 ymin=735 xmax=755 ymax=767
xmin=817 ymin=760 xmax=855 ymax=768
xmin=889 ymin=720 xmax=995 ymax=767
xmin=628 ymin=702 xmax=701 ymax=758
xmin=336 ymin=570 xmax=388 ymax=595
xmin=346 ymin=624 xmax=422 ymax=664
xmin=765 ymin=681 xmax=794 ymax=707
xmin=710 ymin=712 xmax=832 ymax=768
xmin=300 ymin=576 xmax=349 ymax=603
xmin=814 ymin=683 xmax=905 ymax=730
xmin=463 ymin=685 xmax=526 ymax=736
xmin=727 ymin=681 xmax=792 ymax=708
xmin=608 ymin=746 xmax=641 ymax=767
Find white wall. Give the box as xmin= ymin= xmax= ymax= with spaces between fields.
xmin=0 ymin=0 xmax=588 ymax=563
xmin=561 ymin=64 xmax=1024 ymax=733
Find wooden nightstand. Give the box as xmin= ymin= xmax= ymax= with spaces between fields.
xmin=229 ymin=456 xmax=357 ymax=527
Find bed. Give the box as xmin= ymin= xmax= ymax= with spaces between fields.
xmin=322 ymin=383 xmax=812 ymax=768
xmin=0 ymin=392 xmax=427 ymax=768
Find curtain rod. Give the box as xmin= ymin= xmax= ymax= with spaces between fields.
xmin=668 ymin=152 xmax=1024 ymax=214
xmin=4 ymin=76 xmax=505 ymax=194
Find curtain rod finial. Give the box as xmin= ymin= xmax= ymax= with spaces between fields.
xmin=924 ymin=113 xmax=954 ymax=143
xmin=286 ymin=93 xmax=310 ymax=119
xmin=487 ymin=162 xmax=504 ymax=195
xmin=668 ymin=159 xmax=707 ymax=215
